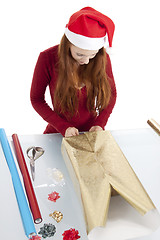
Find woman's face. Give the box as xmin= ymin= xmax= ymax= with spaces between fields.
xmin=70 ymin=44 xmax=99 ymax=65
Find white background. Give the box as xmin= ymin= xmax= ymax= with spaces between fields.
xmin=0 ymin=0 xmax=160 ymax=136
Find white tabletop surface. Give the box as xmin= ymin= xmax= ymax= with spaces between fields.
xmin=0 ymin=128 xmax=160 ymax=240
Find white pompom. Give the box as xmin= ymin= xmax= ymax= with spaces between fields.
xmin=106 ymin=46 xmax=114 ymax=55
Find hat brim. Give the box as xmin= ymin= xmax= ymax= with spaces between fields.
xmin=65 ymin=27 xmax=108 ymax=50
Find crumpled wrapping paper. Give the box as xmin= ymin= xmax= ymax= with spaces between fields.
xmin=61 ymin=131 xmax=155 ymax=233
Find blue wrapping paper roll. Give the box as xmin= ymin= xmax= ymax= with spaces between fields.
xmin=0 ymin=128 xmax=36 ymax=238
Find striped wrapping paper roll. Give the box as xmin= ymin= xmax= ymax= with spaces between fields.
xmin=147 ymin=119 xmax=160 ymax=136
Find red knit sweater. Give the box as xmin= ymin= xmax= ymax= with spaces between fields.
xmin=30 ymin=45 xmax=117 ymax=136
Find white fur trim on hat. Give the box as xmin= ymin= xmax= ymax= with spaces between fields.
xmin=65 ymin=27 xmax=108 ymax=50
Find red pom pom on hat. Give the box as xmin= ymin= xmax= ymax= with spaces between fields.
xmin=65 ymin=7 xmax=115 ymax=50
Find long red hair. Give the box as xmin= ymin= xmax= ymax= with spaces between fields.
xmin=54 ymin=35 xmax=111 ymax=117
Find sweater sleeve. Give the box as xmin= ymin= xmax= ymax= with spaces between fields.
xmin=89 ymin=53 xmax=117 ymax=129
xmin=30 ymin=51 xmax=74 ymax=136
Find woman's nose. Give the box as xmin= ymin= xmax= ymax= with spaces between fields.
xmin=82 ymin=57 xmax=89 ymax=64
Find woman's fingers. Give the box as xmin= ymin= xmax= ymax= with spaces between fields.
xmin=65 ymin=127 xmax=79 ymax=137
xmin=89 ymin=126 xmax=103 ymax=132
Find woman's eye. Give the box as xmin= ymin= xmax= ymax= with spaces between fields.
xmin=76 ymin=53 xmax=96 ymax=58
xmin=76 ymin=53 xmax=83 ymax=57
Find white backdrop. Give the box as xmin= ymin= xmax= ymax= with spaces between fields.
xmin=0 ymin=0 xmax=160 ymax=135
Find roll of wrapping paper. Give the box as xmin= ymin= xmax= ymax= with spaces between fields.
xmin=12 ymin=134 xmax=42 ymax=224
xmin=0 ymin=128 xmax=36 ymax=238
xmin=147 ymin=119 xmax=160 ymax=135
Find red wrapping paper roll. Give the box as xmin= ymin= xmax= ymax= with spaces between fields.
xmin=12 ymin=134 xmax=42 ymax=224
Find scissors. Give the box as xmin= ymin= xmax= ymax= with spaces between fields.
xmin=26 ymin=146 xmax=44 ymax=181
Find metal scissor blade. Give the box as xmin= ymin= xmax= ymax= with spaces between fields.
xmin=27 ymin=146 xmax=44 ymax=182
xmin=30 ymin=161 xmax=35 ymax=181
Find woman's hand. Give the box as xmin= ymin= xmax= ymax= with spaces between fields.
xmin=89 ymin=126 xmax=103 ymax=132
xmin=65 ymin=127 xmax=79 ymax=137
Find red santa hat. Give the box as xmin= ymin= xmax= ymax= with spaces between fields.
xmin=64 ymin=7 xmax=115 ymax=50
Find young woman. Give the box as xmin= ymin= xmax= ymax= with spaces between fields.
xmin=30 ymin=7 xmax=117 ymax=137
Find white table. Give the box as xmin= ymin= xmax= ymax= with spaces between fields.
xmin=0 ymin=128 xmax=160 ymax=240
